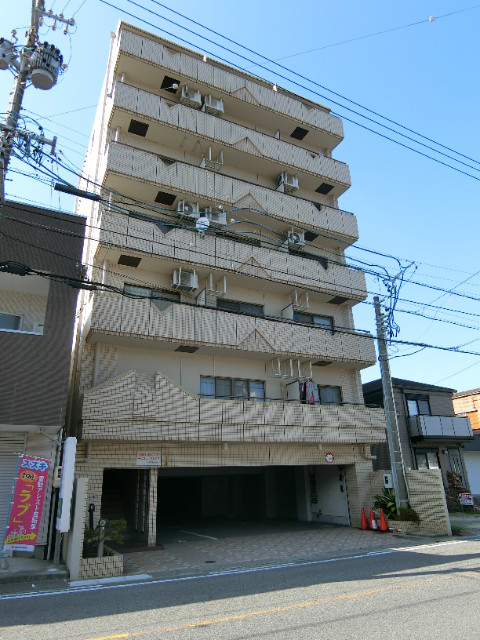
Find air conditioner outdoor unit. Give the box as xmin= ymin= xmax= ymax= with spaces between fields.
xmin=179 ymin=85 xmax=202 ymax=109
xmin=287 ymin=229 xmax=305 ymax=247
xmin=207 ymin=210 xmax=227 ymax=225
xmin=278 ymin=172 xmax=299 ymax=193
xmin=172 ymin=268 xmax=199 ymax=291
xmin=203 ymin=95 xmax=224 ymax=116
xmin=177 ymin=200 xmax=200 ymax=218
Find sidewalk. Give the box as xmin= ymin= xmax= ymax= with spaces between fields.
xmin=0 ymin=555 xmax=68 ymax=585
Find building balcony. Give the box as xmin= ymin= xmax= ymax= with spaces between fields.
xmin=88 ymin=296 xmax=376 ymax=368
xmin=116 ymin=27 xmax=344 ymax=150
xmin=408 ymin=415 xmax=473 ymax=441
xmin=109 ymin=82 xmax=351 ymax=197
xmin=97 ymin=212 xmax=366 ymax=303
xmin=81 ymin=369 xmax=387 ymax=444
xmin=104 ymin=143 xmax=358 ymax=247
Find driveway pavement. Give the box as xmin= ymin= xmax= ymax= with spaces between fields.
xmin=117 ymin=519 xmax=442 ymax=578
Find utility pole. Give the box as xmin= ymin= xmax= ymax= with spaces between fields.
xmin=0 ymin=0 xmax=74 ymax=201
xmin=374 ymin=295 xmax=409 ymax=512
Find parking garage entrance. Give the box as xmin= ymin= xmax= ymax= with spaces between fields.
xmin=101 ymin=464 xmax=350 ymax=546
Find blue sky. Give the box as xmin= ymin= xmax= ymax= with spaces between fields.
xmin=2 ymin=1 xmax=480 ymax=393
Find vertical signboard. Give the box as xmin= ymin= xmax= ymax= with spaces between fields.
xmin=56 ymin=437 xmax=76 ymax=533
xmin=3 ymin=456 xmax=50 ymax=552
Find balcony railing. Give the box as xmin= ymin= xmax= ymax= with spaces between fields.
xmin=117 ymin=28 xmax=344 ymax=139
xmin=81 ymin=369 xmax=387 ymax=444
xmin=105 ymin=142 xmax=358 ymax=245
xmin=111 ymin=82 xmax=350 ymax=189
xmin=408 ymin=415 xmax=473 ymax=440
xmin=89 ymin=296 xmax=376 ymax=366
xmin=98 ymin=211 xmax=366 ymax=302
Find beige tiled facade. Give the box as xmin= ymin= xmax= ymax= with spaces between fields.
xmin=73 ymin=22 xmax=387 ymax=540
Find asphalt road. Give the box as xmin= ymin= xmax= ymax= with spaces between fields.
xmin=1 ymin=538 xmax=479 ymax=639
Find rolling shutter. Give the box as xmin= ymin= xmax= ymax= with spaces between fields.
xmin=0 ymin=433 xmax=25 ymax=534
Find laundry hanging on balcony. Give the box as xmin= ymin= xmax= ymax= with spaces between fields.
xmin=301 ymin=378 xmax=320 ymax=405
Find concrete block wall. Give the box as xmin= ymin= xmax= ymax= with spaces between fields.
xmin=369 ymin=469 xmax=451 ymax=535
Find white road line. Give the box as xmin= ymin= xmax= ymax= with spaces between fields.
xmin=0 ymin=536 xmax=478 ymax=602
xmin=180 ymin=530 xmax=218 ymax=540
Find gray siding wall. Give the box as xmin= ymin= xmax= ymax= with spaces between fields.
xmin=0 ymin=202 xmax=85 ymax=426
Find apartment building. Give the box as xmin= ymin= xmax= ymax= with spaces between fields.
xmin=73 ymin=22 xmax=386 ymax=545
xmin=0 ymin=201 xmax=85 ymax=556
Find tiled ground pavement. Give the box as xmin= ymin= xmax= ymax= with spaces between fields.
xmin=120 ymin=521 xmax=428 ymax=577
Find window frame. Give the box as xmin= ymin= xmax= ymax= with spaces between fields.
xmin=406 ymin=394 xmax=431 ymax=417
xmin=216 ymin=298 xmax=264 ymax=318
xmin=0 ymin=312 xmax=22 ymax=331
xmin=318 ymin=385 xmax=342 ymax=405
xmin=293 ymin=311 xmax=334 ymax=334
xmin=200 ymin=376 xmax=265 ymax=401
xmin=123 ymin=284 xmax=180 ymax=311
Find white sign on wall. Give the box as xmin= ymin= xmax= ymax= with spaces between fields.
xmin=136 ymin=451 xmax=162 ymax=466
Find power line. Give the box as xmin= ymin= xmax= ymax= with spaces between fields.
xmin=119 ymin=0 xmax=480 ymax=175
xmin=4 ymin=198 xmax=480 ymax=335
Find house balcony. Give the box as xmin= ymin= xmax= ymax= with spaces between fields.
xmin=81 ymin=369 xmax=387 ymax=444
xmin=97 ymin=211 xmax=366 ymax=303
xmin=115 ymin=27 xmax=344 ymax=151
xmin=109 ymin=82 xmax=351 ymax=198
xmin=408 ymin=415 xmax=473 ymax=441
xmin=88 ymin=296 xmax=376 ymax=368
xmin=103 ymin=143 xmax=358 ymax=247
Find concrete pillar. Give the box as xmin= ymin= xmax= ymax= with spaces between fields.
xmin=64 ymin=477 xmax=88 ymax=581
xmin=295 ymin=467 xmax=311 ymax=521
xmin=147 ymin=467 xmax=158 ymax=547
xmin=345 ymin=462 xmax=373 ymax=528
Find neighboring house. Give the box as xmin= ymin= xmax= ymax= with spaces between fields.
xmin=453 ymin=388 xmax=480 ymax=498
xmin=363 ymin=378 xmax=473 ymax=502
xmin=71 ymin=21 xmax=387 ymax=544
xmin=0 ymin=201 xmax=85 ymax=556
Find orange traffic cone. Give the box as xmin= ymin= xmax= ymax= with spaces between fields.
xmin=360 ymin=507 xmax=368 ymax=530
xmin=379 ymin=509 xmax=388 ymax=532
xmin=369 ymin=507 xmax=378 ymax=530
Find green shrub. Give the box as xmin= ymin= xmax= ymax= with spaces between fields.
xmin=373 ymin=488 xmax=397 ymax=519
xmin=372 ymin=488 xmax=420 ymax=523
xmin=396 ymin=507 xmax=420 ymax=524
xmin=82 ymin=518 xmax=127 ymax=558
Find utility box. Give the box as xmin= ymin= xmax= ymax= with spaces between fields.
xmin=53 ymin=465 xmax=62 ymax=488
xmin=383 ymin=473 xmax=393 ymax=489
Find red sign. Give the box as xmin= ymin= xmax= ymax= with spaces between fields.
xmin=325 ymin=452 xmax=335 ymax=464
xmin=459 ymin=492 xmax=474 ymax=506
xmin=3 ymin=456 xmax=50 ymax=552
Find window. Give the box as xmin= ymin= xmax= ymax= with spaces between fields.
xmin=415 ymin=450 xmax=439 ymax=470
xmin=200 ymin=376 xmax=265 ymax=401
xmin=123 ymin=284 xmax=180 ymax=312
xmin=0 ymin=312 xmax=22 ymax=331
xmin=216 ymin=299 xmax=264 ymax=317
xmin=318 ymin=385 xmax=342 ymax=405
xmin=407 ymin=395 xmax=431 ymax=417
xmin=293 ymin=311 xmax=334 ymax=333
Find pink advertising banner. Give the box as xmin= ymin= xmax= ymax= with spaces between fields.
xmin=3 ymin=456 xmax=50 ymax=552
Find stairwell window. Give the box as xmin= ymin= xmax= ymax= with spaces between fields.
xmin=123 ymin=284 xmax=180 ymax=311
xmin=200 ymin=376 xmax=265 ymax=401
xmin=293 ymin=311 xmax=334 ymax=333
